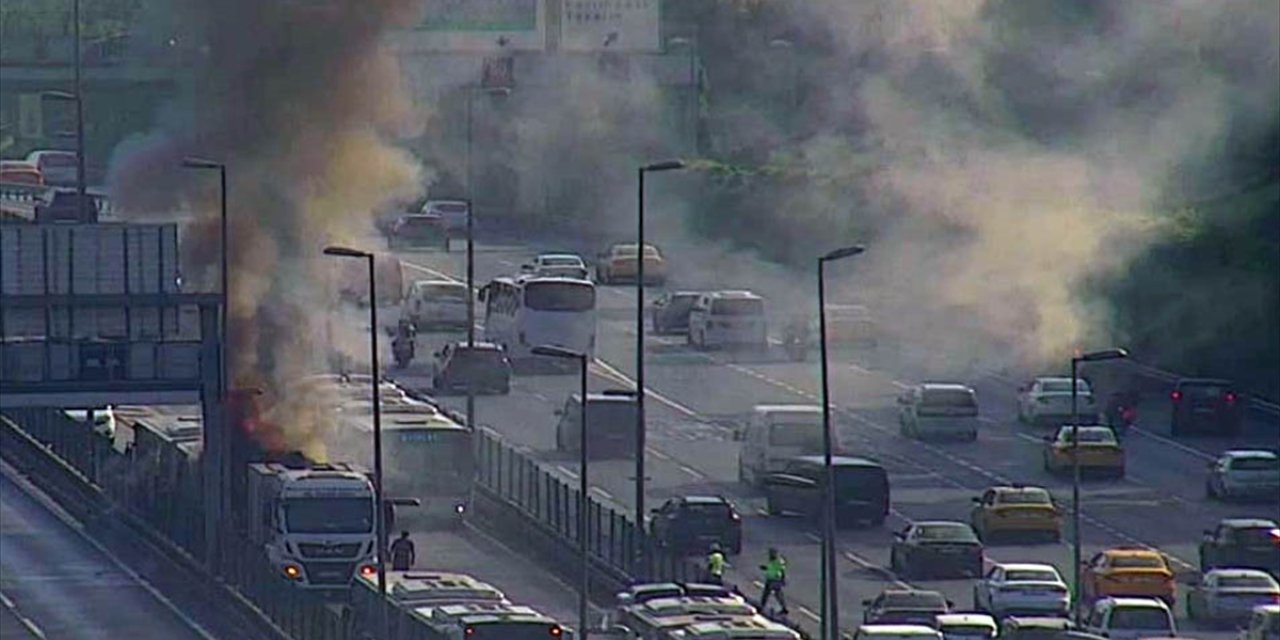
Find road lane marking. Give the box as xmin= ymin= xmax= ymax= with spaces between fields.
xmin=400 ymin=254 xmax=1201 ymax=570
xmin=1130 ymin=427 xmax=1216 ymax=461
xmin=0 ymin=591 xmax=46 ymax=639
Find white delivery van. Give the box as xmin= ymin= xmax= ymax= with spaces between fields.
xmin=737 ymin=405 xmax=834 ymax=486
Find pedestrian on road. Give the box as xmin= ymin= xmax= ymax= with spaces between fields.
xmin=390 ymin=531 xmax=415 ymax=571
xmin=759 ymin=547 xmax=788 ymax=615
xmin=705 ymin=542 xmax=727 ymax=585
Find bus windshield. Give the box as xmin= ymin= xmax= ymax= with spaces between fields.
xmin=524 ymin=282 xmax=595 ymax=312
xmin=283 ymin=497 xmax=373 ymax=534
xmin=385 ymin=429 xmax=474 ymax=494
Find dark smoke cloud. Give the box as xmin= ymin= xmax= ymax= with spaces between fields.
xmin=106 ymin=0 xmax=428 ymax=458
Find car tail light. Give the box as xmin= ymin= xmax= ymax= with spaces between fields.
xmin=549 ymin=626 xmax=564 ymax=636
xmin=1170 ymin=391 xmax=1182 ymax=402
xmin=360 ymin=564 xmax=376 ymax=577
xmin=1224 ymin=392 xmax=1237 ymax=404
xmin=730 ymin=512 xmax=741 ymax=521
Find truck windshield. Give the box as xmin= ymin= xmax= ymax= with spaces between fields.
xmin=283 ymin=497 xmax=373 ymax=534
xmin=524 ymin=281 xmax=595 ymax=311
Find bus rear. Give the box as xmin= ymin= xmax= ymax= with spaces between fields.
xmin=383 ymin=420 xmax=474 ymax=524
xmin=517 ymin=277 xmax=596 ymax=363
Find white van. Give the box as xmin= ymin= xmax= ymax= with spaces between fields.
xmin=688 ymin=291 xmax=767 ymax=350
xmin=1083 ymin=597 xmax=1176 ymax=640
xmin=854 ymin=624 xmax=944 ymax=640
xmin=737 ymin=405 xmax=833 ymax=486
xmin=1241 ymin=604 xmax=1280 ymax=640
xmin=403 ymin=279 xmax=471 ymax=331
xmin=898 ymin=383 xmax=980 ymax=441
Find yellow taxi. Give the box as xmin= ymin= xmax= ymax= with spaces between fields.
xmin=1041 ymin=425 xmax=1125 ymax=479
xmin=596 ymin=242 xmax=666 ymax=285
xmin=1081 ymin=546 xmax=1177 ymax=605
xmin=970 ymin=485 xmax=1062 ymax=542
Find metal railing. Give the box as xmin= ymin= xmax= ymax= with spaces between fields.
xmin=473 ymin=426 xmax=703 ymax=586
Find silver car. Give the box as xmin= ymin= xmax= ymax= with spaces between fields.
xmin=1207 ymin=450 xmax=1280 ymax=501
xmin=973 ymin=563 xmax=1071 ymax=618
xmin=1187 ymin=568 xmax=1280 ymax=625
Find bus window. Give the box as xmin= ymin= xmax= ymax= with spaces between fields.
xmin=524 ymin=282 xmax=595 ymax=312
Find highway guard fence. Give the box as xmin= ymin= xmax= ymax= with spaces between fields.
xmin=0 ymin=408 xmax=348 ymax=640
xmin=472 ymin=426 xmax=705 ymax=589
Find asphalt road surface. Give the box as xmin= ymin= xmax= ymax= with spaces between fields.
xmin=376 ymin=238 xmax=1279 ymax=639
xmin=0 ymin=464 xmax=221 ymax=640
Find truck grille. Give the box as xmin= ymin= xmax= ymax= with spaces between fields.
xmin=298 ymin=542 xmax=362 ymax=559
xmin=302 ymin=561 xmax=356 ymax=585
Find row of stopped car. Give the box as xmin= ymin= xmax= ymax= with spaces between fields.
xmin=348 ymin=569 xmax=571 ymax=640
xmin=609 ymin=582 xmax=802 ymax=639
xmin=1016 ymin=375 xmax=1247 ymax=438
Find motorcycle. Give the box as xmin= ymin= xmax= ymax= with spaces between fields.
xmin=783 ymin=334 xmax=808 ymax=362
xmin=392 ymin=336 xmax=415 ymax=368
xmin=1106 ymin=399 xmax=1137 ymax=439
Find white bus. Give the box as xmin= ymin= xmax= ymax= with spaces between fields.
xmin=333 ymin=400 xmax=474 ymax=526
xmin=478 ymin=275 xmax=596 ymax=366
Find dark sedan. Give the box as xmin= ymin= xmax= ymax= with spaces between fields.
xmin=891 ymin=521 xmax=985 ymax=579
xmin=431 ymin=342 xmax=512 ymax=395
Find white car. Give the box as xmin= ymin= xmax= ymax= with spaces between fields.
xmin=1017 ymin=377 xmax=1099 ymax=427
xmin=25 ymin=149 xmax=77 ymax=186
xmin=1187 ymin=568 xmax=1280 ymax=625
xmin=524 ymin=253 xmax=589 ymax=280
xmin=1206 ymin=450 xmax=1280 ymax=501
xmin=421 ymin=199 xmax=470 ymax=232
xmin=973 ymin=562 xmax=1071 ymax=618
xmin=1083 ymin=597 xmax=1176 ymax=640
xmin=687 ymin=290 xmax=767 ymax=350
xmin=898 ymin=383 xmax=980 ymax=441
xmin=1240 ymin=604 xmax=1280 ymax=640
xmin=402 ymin=279 xmax=472 ymax=330
xmin=854 ymin=625 xmax=943 ymax=640
xmin=936 ymin=613 xmax=997 ymax=640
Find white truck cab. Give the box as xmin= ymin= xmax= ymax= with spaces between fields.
xmin=247 ymin=461 xmax=377 ymax=589
xmin=737 ymin=404 xmax=832 ymax=486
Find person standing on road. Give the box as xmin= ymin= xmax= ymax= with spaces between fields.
xmin=389 ymin=531 xmax=415 ymax=571
xmin=706 ymin=542 xmax=727 ymax=584
xmin=759 ymin=547 xmax=788 ymax=615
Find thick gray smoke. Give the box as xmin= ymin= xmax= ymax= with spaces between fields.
xmin=105 ymin=0 xmax=427 ymax=458
xmin=697 ymin=0 xmax=1279 ymax=372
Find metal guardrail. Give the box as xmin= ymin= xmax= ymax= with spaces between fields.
xmin=0 ymin=409 xmax=345 ymax=640
xmin=473 ymin=426 xmax=702 ymax=586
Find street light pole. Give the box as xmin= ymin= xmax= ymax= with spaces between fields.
xmin=818 ymin=245 xmax=865 ymax=640
xmin=182 ymin=157 xmax=229 ymax=573
xmin=634 ymin=160 xmax=684 ymax=578
xmin=1069 ymin=347 xmax=1129 ymax=623
xmin=72 ymin=0 xmax=86 ymax=221
xmin=324 ymin=246 xmax=388 ymax=640
xmin=532 ymin=345 xmax=589 ymax=639
xmin=464 ymin=197 xmax=476 ymax=433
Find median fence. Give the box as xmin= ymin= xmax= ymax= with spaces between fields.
xmin=473 ymin=426 xmax=704 ymax=591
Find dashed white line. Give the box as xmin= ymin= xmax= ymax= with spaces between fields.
xmin=0 ymin=591 xmax=46 ymax=639
xmin=1130 ymin=426 xmax=1216 ymax=461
